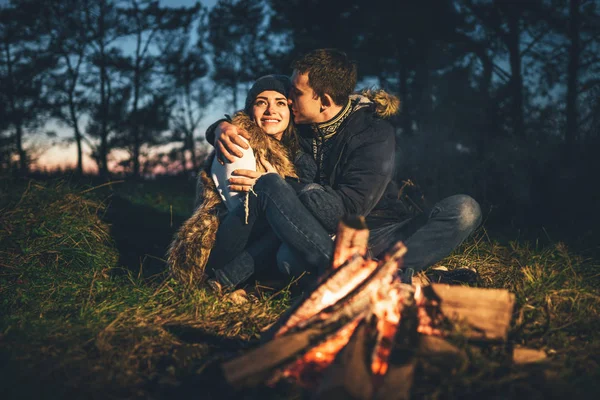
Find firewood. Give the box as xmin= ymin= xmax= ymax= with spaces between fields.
xmin=221 ymin=327 xmax=322 ymax=388
xmin=332 ymin=215 xmax=369 ymax=269
xmin=417 ymin=335 xmax=464 ymax=358
xmin=272 ymin=254 xmax=370 ymax=338
xmin=222 ymin=314 xmax=369 ymax=388
xmin=512 ymin=346 xmax=547 ymax=364
xmin=421 ymin=284 xmax=515 ymax=341
xmin=288 ymin=251 xmax=406 ymax=335
xmin=269 ymin=243 xmax=406 ymax=340
xmin=220 ymin=237 xmax=517 ymax=395
xmin=314 ymin=321 xmax=374 ymax=400
xmin=373 ymin=361 xmax=415 ymax=400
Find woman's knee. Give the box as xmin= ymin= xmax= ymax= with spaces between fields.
xmin=254 ymin=173 xmax=286 ymax=192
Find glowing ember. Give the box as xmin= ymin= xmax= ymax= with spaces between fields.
xmin=370 ymin=277 xmax=405 ymax=376
xmin=279 ymin=319 xmax=362 ymax=387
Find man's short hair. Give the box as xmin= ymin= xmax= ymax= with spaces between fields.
xmin=291 ymin=49 xmax=357 ymax=106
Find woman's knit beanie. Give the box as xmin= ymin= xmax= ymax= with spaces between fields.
xmin=244 ymin=74 xmax=291 ymax=114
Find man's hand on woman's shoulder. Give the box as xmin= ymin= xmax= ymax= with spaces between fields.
xmin=215 ymin=121 xmax=252 ymax=164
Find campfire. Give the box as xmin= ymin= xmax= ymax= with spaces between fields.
xmin=221 ymin=217 xmax=516 ymax=399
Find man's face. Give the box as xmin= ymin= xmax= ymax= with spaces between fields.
xmin=289 ymin=70 xmax=324 ymax=124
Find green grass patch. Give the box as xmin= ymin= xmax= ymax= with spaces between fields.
xmin=0 ymin=178 xmax=290 ymax=399
xmin=1 ymin=178 xmax=599 ymax=399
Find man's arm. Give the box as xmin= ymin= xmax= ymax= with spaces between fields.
xmin=298 ymin=123 xmax=396 ymax=232
xmin=205 ymin=118 xmax=252 ymax=163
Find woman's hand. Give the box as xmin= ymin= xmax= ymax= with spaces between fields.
xmin=228 ymin=157 xmax=277 ymax=192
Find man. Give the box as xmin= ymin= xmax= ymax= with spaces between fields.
xmin=209 ymin=48 xmax=481 ymax=284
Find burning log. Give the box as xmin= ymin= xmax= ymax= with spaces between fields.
xmin=313 ymin=320 xmax=375 ymax=400
xmin=332 ymin=215 xmax=369 ymax=268
xmin=222 ymin=240 xmax=409 ymax=389
xmin=220 ymin=218 xmax=516 ymax=397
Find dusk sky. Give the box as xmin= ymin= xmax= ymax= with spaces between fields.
xmin=38 ymin=0 xmax=220 ymax=172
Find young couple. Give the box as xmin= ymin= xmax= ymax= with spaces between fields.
xmin=168 ymin=48 xmax=482 ymax=291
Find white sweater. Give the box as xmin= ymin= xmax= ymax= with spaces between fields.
xmin=211 ymin=135 xmax=256 ymax=212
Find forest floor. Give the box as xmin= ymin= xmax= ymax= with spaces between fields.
xmin=1 ymin=175 xmax=599 ymax=399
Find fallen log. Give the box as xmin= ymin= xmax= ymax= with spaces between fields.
xmin=419 ymin=284 xmax=515 ymax=341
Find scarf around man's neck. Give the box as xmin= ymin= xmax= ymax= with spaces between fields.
xmin=309 ymin=98 xmax=353 ymax=184
xmin=311 ymin=98 xmax=353 ymax=140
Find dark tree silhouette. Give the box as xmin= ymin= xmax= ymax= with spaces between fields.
xmin=161 ymin=5 xmax=210 ymax=174
xmin=208 ymin=0 xmax=273 ymax=110
xmin=117 ymin=0 xmax=199 ymax=178
xmin=42 ymin=0 xmax=92 ymax=175
xmin=0 ymin=0 xmax=55 ymax=174
xmin=82 ymin=0 xmax=127 ymax=178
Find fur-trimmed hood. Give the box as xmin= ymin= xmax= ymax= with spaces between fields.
xmin=351 ymin=89 xmax=401 ymax=119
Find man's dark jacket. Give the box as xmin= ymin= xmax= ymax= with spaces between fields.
xmin=292 ymin=99 xmax=410 ymax=233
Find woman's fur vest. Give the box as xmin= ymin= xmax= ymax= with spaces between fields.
xmin=167 ymin=112 xmax=297 ymax=287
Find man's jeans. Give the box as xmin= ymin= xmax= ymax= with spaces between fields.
xmin=368 ymin=194 xmax=482 ymax=282
xmin=277 ymin=195 xmax=482 ymax=282
xmin=206 ymin=173 xmax=334 ymax=287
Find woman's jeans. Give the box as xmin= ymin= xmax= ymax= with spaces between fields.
xmin=206 ymin=174 xmax=333 ymax=287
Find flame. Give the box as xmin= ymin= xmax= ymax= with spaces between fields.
xmin=277 ymin=259 xmax=379 ymax=336
xmin=370 ymin=277 xmax=404 ymax=376
xmin=267 ymin=245 xmax=415 ymax=388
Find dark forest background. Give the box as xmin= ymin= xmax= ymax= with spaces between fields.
xmin=1 ymin=0 xmax=599 ymax=241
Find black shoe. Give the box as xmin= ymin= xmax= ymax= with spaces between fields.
xmin=426 ymin=267 xmax=478 ymax=284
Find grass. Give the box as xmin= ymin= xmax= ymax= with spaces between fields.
xmin=1 ymin=176 xmax=599 ymax=399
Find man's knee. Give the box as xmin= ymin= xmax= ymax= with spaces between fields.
xmin=453 ymin=195 xmax=482 ymax=231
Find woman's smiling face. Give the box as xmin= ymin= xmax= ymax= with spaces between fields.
xmin=251 ymin=90 xmax=290 ymax=141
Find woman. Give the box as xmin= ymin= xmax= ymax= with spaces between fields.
xmin=167 ymin=75 xmax=304 ymax=288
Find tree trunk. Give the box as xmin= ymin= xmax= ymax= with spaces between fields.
xmin=98 ymin=4 xmax=109 ymax=179
xmin=506 ymin=8 xmax=525 ymax=138
xmin=185 ymin=86 xmax=198 ymax=171
xmin=68 ymin=92 xmax=84 ymax=175
xmin=478 ymin=56 xmax=494 ymax=160
xmin=75 ymin=124 xmax=83 ymax=175
xmin=16 ymin=124 xmax=27 ymax=174
xmin=412 ymin=40 xmax=432 ymax=134
xmin=397 ymin=44 xmax=411 ymax=136
xmin=3 ymin=40 xmax=27 ymax=175
xmin=181 ymin=146 xmax=188 ymax=175
xmin=189 ymin=135 xmax=197 ymax=172
xmin=399 ymin=63 xmax=411 ymax=136
xmin=131 ymin=25 xmax=142 ymax=179
xmin=566 ymin=0 xmax=581 ymax=162
xmin=232 ymin=83 xmax=238 ymax=111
